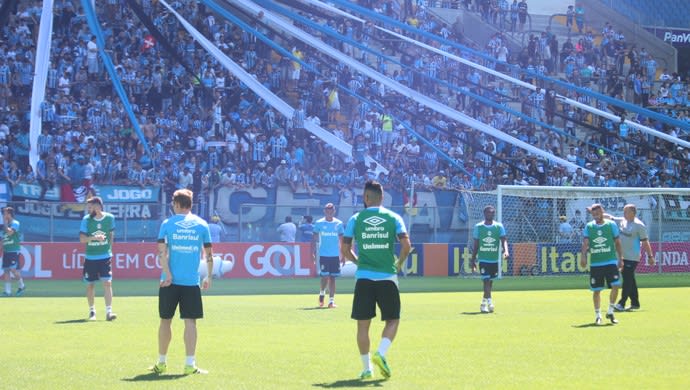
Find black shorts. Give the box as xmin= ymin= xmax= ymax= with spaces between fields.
xmin=83 ymin=259 xmax=112 ymax=282
xmin=159 ymin=284 xmax=203 ymax=319
xmin=2 ymin=252 xmax=20 ymax=270
xmin=479 ymin=261 xmax=499 ymax=280
xmin=589 ymin=264 xmax=621 ymax=291
xmin=319 ymin=256 xmax=341 ymax=277
xmin=351 ymin=279 xmax=400 ymax=321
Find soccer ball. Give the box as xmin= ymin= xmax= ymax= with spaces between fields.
xmin=341 ymin=261 xmax=357 ymax=277
xmin=198 ymin=256 xmax=234 ymax=279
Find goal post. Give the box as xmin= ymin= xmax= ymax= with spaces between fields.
xmin=463 ymin=186 xmax=690 ymax=278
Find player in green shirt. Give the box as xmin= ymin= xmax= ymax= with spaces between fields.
xmin=79 ymin=197 xmax=117 ymax=321
xmin=470 ymin=205 xmax=509 ymax=313
xmin=2 ymin=207 xmax=25 ymax=297
xmin=342 ymin=180 xmax=411 ymax=380
xmin=580 ymin=203 xmax=624 ymax=325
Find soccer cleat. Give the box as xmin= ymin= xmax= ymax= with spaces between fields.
xmin=16 ymin=287 xmax=25 ymax=297
xmin=359 ymin=369 xmax=373 ymax=380
xmin=488 ymin=303 xmax=495 ymax=313
xmin=319 ymin=295 xmax=325 ymax=307
xmin=606 ymin=313 xmax=619 ymax=324
xmin=88 ymin=311 xmax=96 ymax=321
xmin=629 ymin=305 xmax=640 ymax=310
xmin=595 ymin=316 xmax=603 ymax=325
xmin=184 ymin=365 xmax=208 ymax=375
xmin=480 ymin=303 xmax=489 ymax=313
xmin=1 ymin=292 xmax=11 ymax=297
xmin=149 ymin=362 xmax=167 ymax=374
xmin=328 ymin=302 xmax=337 ymax=308
xmin=613 ymin=303 xmax=626 ymax=312
xmin=372 ymin=352 xmax=391 ymax=379
xmin=106 ymin=312 xmax=118 ymax=321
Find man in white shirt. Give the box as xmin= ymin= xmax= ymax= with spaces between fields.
xmin=86 ymin=36 xmax=99 ymax=80
xmin=277 ymin=216 xmax=297 ymax=242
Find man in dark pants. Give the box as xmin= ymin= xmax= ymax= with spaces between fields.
xmin=604 ymin=204 xmax=655 ymax=311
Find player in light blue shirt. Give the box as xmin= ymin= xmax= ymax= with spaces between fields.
xmin=151 ymin=189 xmax=213 ymax=375
xmin=312 ymin=203 xmax=344 ymax=308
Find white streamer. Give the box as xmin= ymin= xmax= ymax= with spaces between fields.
xmin=231 ymin=0 xmax=593 ymax=175
xmin=301 ymin=0 xmax=690 ymax=149
xmin=159 ymin=0 xmax=388 ymax=174
xmin=29 ymin=0 xmax=55 ymax=170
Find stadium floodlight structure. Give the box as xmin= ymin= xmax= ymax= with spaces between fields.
xmin=462 ymin=186 xmax=690 ymax=278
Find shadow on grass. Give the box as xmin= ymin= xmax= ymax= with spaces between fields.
xmin=299 ymin=306 xmax=327 ymax=311
xmin=461 ymin=311 xmax=491 ymax=315
xmin=122 ymin=373 xmax=187 ymax=382
xmin=313 ymin=378 xmax=387 ymax=388
xmin=572 ymin=323 xmax=614 ymax=328
xmin=54 ymin=319 xmax=89 ymax=324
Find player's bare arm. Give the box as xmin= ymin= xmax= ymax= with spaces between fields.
xmin=501 ymin=237 xmax=509 ymax=259
xmin=311 ymin=233 xmax=319 ymax=263
xmin=614 ymin=237 xmax=624 ymax=269
xmin=580 ymin=237 xmax=589 ymax=269
xmin=470 ymin=238 xmax=479 ymax=271
xmin=203 ymin=243 xmax=213 ymax=290
xmin=157 ymin=241 xmax=171 ymax=287
xmin=396 ymin=233 xmax=411 ymax=272
xmin=341 ymin=237 xmax=357 ymax=264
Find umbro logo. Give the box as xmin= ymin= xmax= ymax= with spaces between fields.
xmin=175 ymin=220 xmax=200 ymax=229
xmin=483 ymin=237 xmax=496 ymax=244
xmin=363 ymin=216 xmax=386 ymax=227
xmin=592 ymin=237 xmax=607 ymax=245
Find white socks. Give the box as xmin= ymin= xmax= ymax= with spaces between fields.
xmin=377 ymin=337 xmax=392 ymax=357
xmin=186 ymin=356 xmax=195 ymax=366
xmin=159 ymin=355 xmax=167 ymax=364
xmin=361 ymin=353 xmax=371 ymax=371
xmin=607 ymin=304 xmax=614 ymax=315
xmin=106 ymin=306 xmax=112 ymax=314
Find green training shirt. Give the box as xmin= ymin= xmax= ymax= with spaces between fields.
xmin=81 ymin=212 xmax=116 ymax=260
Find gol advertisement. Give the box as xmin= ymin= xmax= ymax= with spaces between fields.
xmin=2 ymin=242 xmax=315 ymax=279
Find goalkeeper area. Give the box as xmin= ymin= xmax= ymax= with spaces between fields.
xmin=3 ymin=276 xmax=690 ymax=389
xmin=462 ymin=186 xmax=690 ymax=278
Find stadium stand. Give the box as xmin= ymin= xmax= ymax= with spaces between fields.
xmin=0 ymin=0 xmax=688 ymax=235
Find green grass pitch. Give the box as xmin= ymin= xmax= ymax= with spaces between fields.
xmin=2 ymin=275 xmax=689 ymax=389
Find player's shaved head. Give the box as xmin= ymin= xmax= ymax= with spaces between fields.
xmin=363 ymin=180 xmax=383 ymax=207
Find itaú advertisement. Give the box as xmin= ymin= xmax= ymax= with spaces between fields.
xmin=536 ymin=242 xmax=690 ymax=274
xmin=0 ymin=243 xmax=316 ymax=279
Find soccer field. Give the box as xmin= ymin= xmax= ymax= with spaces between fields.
xmin=2 ymin=276 xmax=689 ymax=389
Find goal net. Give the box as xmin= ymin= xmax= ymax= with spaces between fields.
xmin=461 ymin=186 xmax=690 ymax=277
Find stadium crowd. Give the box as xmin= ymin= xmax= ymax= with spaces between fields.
xmin=0 ymin=0 xmax=689 ymax=213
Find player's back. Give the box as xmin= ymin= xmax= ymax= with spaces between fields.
xmin=160 ymin=213 xmax=210 ymax=286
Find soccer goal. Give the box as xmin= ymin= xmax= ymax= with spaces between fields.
xmin=462 ymin=186 xmax=690 ymax=278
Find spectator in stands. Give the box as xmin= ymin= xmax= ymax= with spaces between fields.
xmin=517 ymin=0 xmax=528 ymax=32
xmin=277 ymin=215 xmax=297 ymax=243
